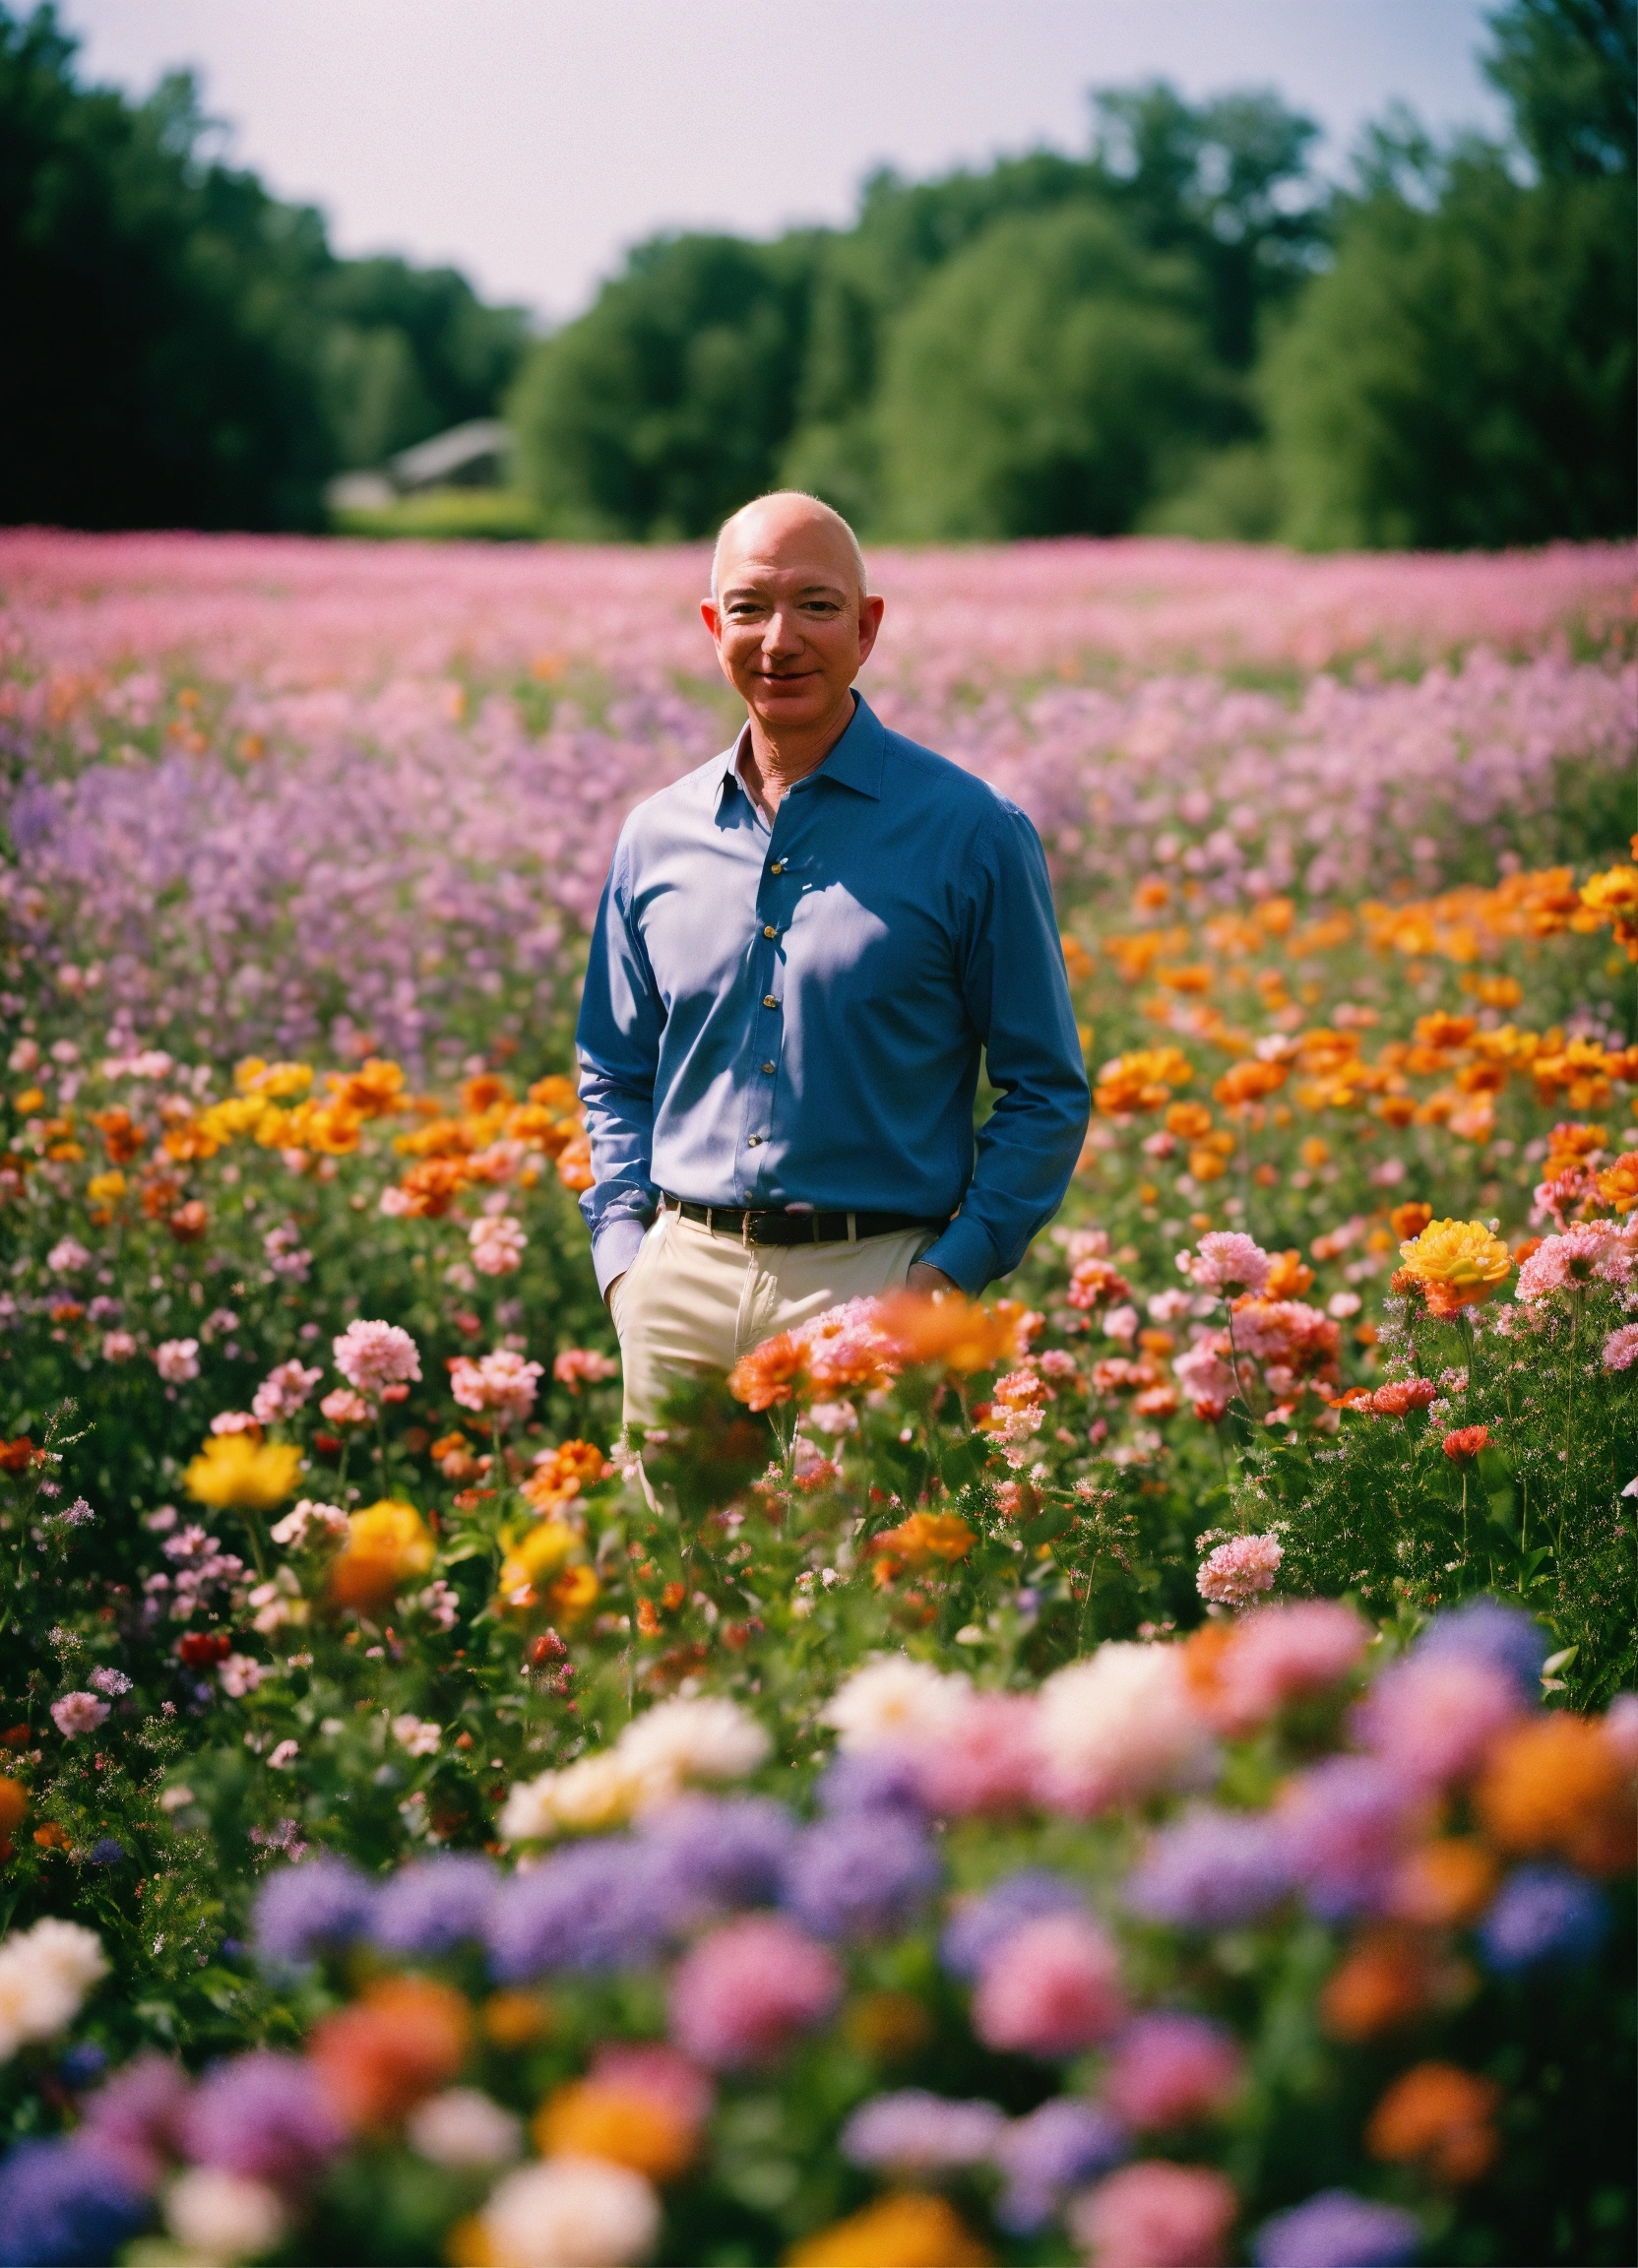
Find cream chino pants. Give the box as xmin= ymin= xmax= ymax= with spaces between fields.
xmin=611 ymin=1208 xmax=937 ymax=1430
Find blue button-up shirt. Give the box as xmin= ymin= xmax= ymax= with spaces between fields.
xmin=575 ymin=693 xmax=1090 ymax=1296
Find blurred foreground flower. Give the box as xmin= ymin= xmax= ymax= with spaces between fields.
xmin=184 ymin=1433 xmax=303 ymax=1513
xmin=328 ymin=1499 xmax=435 ymax=1613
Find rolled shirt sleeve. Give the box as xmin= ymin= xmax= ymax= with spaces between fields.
xmin=576 ymin=839 xmax=664 ymax=1294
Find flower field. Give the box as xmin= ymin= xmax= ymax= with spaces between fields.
xmin=0 ymin=530 xmax=1634 ymax=2267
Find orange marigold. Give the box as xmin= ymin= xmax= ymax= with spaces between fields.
xmin=535 ymin=2081 xmax=697 ymax=2181
xmin=727 ymin=1332 xmax=805 ymax=1411
xmin=786 ymin=2193 xmax=991 ymax=2268
xmin=875 ymin=1292 xmax=1031 ymax=1375
xmin=1595 ymin=1151 xmax=1638 ymax=1214
xmin=309 ymin=1975 xmax=470 ymax=2129
xmin=870 ymin=1512 xmax=975 ymax=1567
xmin=1320 ymin=1929 xmax=1435 ymax=2041
xmin=1474 ymin=1714 xmax=1636 ymax=1874
xmin=1365 ymin=2062 xmax=1500 ymax=2184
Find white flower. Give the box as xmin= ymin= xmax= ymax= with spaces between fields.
xmin=806 ymin=1400 xmax=859 ymax=1438
xmin=408 ymin=2087 xmax=523 ymax=2169
xmin=270 ymin=1498 xmax=348 ymax=1549
xmin=0 ymin=1919 xmax=107 ymax=2058
xmin=479 ymin=2156 xmax=660 ymax=2268
xmin=218 ymin=1654 xmax=266 ymax=1698
xmin=50 ymin=1691 xmax=109 ymax=1737
xmin=1034 ymin=1644 xmax=1217 ymax=1816
xmin=499 ymin=1750 xmax=648 ymax=1842
xmin=155 ymin=1337 xmax=201 ymax=1384
xmin=820 ymin=1657 xmax=971 ymax=1754
xmin=392 ymin=1713 xmax=442 ymax=1757
xmin=616 ymin=1696 xmax=769 ymax=1792
xmin=166 ymin=2167 xmax=287 ymax=2262
xmin=158 ymin=1786 xmax=195 ymax=1812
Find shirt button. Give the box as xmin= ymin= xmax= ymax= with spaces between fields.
xmin=761 ymin=1061 xmax=776 ymax=1074
xmin=747 ymin=1134 xmax=762 ymax=1146
xmin=762 ymin=994 xmax=779 ymax=1009
xmin=762 ymin=924 xmax=777 ymax=939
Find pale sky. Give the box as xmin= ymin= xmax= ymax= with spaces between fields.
xmin=60 ymin=0 xmax=1508 ymax=323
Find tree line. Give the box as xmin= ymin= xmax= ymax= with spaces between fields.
xmin=2 ymin=0 xmax=1631 ymax=546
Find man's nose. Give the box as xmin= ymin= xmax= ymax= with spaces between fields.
xmin=760 ymin=608 xmax=803 ymax=656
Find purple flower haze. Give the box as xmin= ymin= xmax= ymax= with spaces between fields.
xmin=252 ymin=1854 xmax=377 ymax=1966
xmin=1479 ymin=1866 xmax=1608 ymax=1974
xmin=779 ymin=1811 xmax=940 ymax=1941
xmin=0 ymin=2138 xmax=149 ymax=2267
xmin=940 ymin=1869 xmax=1088 ymax=1981
xmin=1412 ymin=1597 xmax=1547 ymax=1695
xmin=78 ymin=2053 xmax=192 ymax=2186
xmin=1252 ymin=2189 xmax=1422 ymax=2268
xmin=182 ymin=2051 xmax=346 ymax=2191
xmin=1278 ymin=1758 xmax=1415 ymax=1922
xmin=814 ymin=1748 xmax=928 ymax=1819
xmin=840 ymin=2090 xmax=1005 ymax=2174
xmin=638 ymin=1795 xmax=798 ymax=1911
xmin=369 ymin=1855 xmax=498 ymax=1957
xmin=1124 ymin=1808 xmax=1293 ymax=1930
xmin=485 ymin=1836 xmax=690 ymax=1979
xmin=992 ymin=2098 xmax=1128 ymax=2234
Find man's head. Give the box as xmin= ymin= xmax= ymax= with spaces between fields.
xmin=702 ymin=492 xmax=884 ymax=747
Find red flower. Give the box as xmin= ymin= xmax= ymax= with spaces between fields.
xmin=1442 ymin=1424 xmax=1490 ymax=1462
xmin=1368 ymin=1378 xmax=1438 ymax=1417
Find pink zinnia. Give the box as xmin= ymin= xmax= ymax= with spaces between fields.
xmin=1068 ymin=2161 xmax=1237 ymax=2268
xmin=1517 ymin=1225 xmax=1629 ymax=1303
xmin=1205 ymin=1600 xmax=1369 ymax=1732
xmin=450 ymin=1350 xmax=543 ymax=1421
xmin=971 ymin=1914 xmax=1127 ymax=2058
xmin=914 ymin=1690 xmax=1041 ymax=1817
xmin=318 ymin=1388 xmax=369 ymax=1425
xmin=155 ymin=1338 xmax=200 ymax=1384
xmin=1196 ymin=1534 xmax=1282 ymax=1606
xmin=101 ymin=1331 xmax=137 ymax=1362
xmin=668 ymin=1915 xmax=842 ymax=2069
xmin=209 ymin=1411 xmax=258 ymax=1436
xmin=553 ymin=1347 xmax=620 ymax=1390
xmin=1602 ymin=1322 xmax=1638 ymax=1372
xmin=1353 ymin=1653 xmax=1523 ymax=1786
xmin=1101 ymin=2013 xmax=1244 ymax=2131
xmin=1182 ymin=1233 xmax=1271 ymax=1297
xmin=333 ymin=1320 xmax=420 ymax=1394
xmin=1173 ymin=1338 xmax=1234 ymax=1413
xmin=51 ymin=1691 xmax=110 ymax=1737
xmin=252 ymin=1360 xmax=323 ymax=1424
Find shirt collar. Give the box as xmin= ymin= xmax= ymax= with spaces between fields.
xmin=717 ymin=691 xmax=885 ymax=807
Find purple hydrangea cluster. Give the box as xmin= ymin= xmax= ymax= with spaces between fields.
xmin=1252 ymin=2188 xmax=1422 ymax=2268
xmin=814 ymin=1748 xmax=928 ymax=1819
xmin=1479 ymin=1865 xmax=1608 ymax=1974
xmin=369 ymin=1855 xmax=498 ymax=1957
xmin=940 ymin=1869 xmax=1088 ymax=1981
xmin=639 ymin=1796 xmax=798 ymax=1912
xmin=182 ymin=2051 xmax=346 ymax=2189
xmin=1124 ymin=1807 xmax=1293 ymax=1930
xmin=839 ymin=2090 xmax=1004 ymax=2174
xmin=252 ymin=1854 xmax=378 ymax=1966
xmin=485 ymin=1837 xmax=692 ymax=1980
xmin=992 ymin=2098 xmax=1128 ymax=2234
xmin=1413 ymin=1596 xmax=1547 ymax=1693
xmin=780 ymin=1811 xmax=939 ymax=1942
xmin=1276 ymin=1758 xmax=1412 ymax=1922
xmin=0 ymin=2138 xmax=149 ymax=2268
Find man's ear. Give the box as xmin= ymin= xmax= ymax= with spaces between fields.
xmin=699 ymin=598 xmax=722 ymax=641
xmin=855 ymin=594 xmax=886 ymax=669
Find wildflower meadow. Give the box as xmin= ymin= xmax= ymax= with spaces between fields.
xmin=0 ymin=529 xmax=1634 ymax=2268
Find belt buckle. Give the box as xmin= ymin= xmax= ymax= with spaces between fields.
xmin=742 ymin=1209 xmax=775 ymax=1248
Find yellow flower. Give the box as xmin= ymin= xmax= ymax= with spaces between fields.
xmin=184 ymin=1434 xmax=303 ymax=1513
xmin=233 ymin=1057 xmax=314 ymax=1100
xmin=1396 ymin=1219 xmax=1512 ymax=1309
xmin=1581 ymin=864 xmax=1638 ymax=920
xmin=497 ymin=1521 xmax=578 ymax=1606
xmin=785 ymin=2193 xmax=991 ymax=2267
xmin=86 ymin=1171 xmax=126 ymax=1205
xmin=534 ymin=2080 xmax=696 ymax=2180
xmin=330 ymin=1498 xmax=435 ymax=1611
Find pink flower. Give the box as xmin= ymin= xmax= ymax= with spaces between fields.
xmin=1180 ymin=1233 xmax=1271 ymax=1297
xmin=252 ymin=1360 xmax=323 ymax=1424
xmin=1068 ymin=2161 xmax=1237 ymax=2268
xmin=1352 ymin=1653 xmax=1523 ymax=1786
xmin=1516 ymin=1224 xmax=1630 ymax=1302
xmin=209 ymin=1411 xmax=259 ymax=1435
xmin=101 ymin=1331 xmax=137 ymax=1362
xmin=47 ymin=1236 xmax=92 ymax=1276
xmin=1602 ymin=1322 xmax=1638 ymax=1372
xmin=155 ymin=1338 xmax=200 ymax=1384
xmin=553 ymin=1348 xmax=620 ymax=1390
xmin=332 ymin=1320 xmax=420 ymax=1394
xmin=668 ymin=1915 xmax=842 ymax=2069
xmin=471 ymin=1215 xmax=527 ymax=1277
xmin=1101 ymin=2015 xmax=1244 ymax=2131
xmin=318 ymin=1388 xmax=369 ymax=1425
xmin=1196 ymin=1534 xmax=1282 ymax=1606
xmin=914 ymin=1690 xmax=1040 ymax=1816
xmin=972 ymin=1914 xmax=1127 ymax=2058
xmin=450 ymin=1350 xmax=543 ymax=1421
xmin=1201 ymin=1601 xmax=1369 ymax=1732
xmin=1173 ymin=1338 xmax=1234 ymax=1414
xmin=52 ymin=1691 xmax=111 ymax=1737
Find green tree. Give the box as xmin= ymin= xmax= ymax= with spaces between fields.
xmin=1484 ymin=0 xmax=1636 ymax=177
xmin=313 ymin=256 xmax=530 ymax=469
xmin=509 ymin=234 xmax=821 ymax=538
xmin=874 ymin=207 xmax=1237 ymax=539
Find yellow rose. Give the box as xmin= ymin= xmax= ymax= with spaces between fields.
xmin=184 ymin=1434 xmax=303 ymax=1514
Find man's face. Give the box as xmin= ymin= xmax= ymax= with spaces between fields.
xmin=702 ymin=504 xmax=884 ymax=739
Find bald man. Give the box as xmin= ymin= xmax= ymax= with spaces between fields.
xmin=575 ymin=491 xmax=1091 ymax=1431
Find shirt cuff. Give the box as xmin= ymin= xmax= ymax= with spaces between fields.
xmin=916 ymin=1216 xmax=996 ymax=1298
xmin=591 ymin=1212 xmax=651 ymax=1298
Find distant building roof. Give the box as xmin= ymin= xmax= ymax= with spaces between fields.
xmin=390 ymin=420 xmax=511 ymax=492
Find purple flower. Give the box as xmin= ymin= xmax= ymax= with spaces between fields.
xmin=638 ymin=1795 xmax=797 ymax=1910
xmin=1479 ymin=1866 xmax=1608 ymax=1974
xmin=814 ymin=1748 xmax=928 ymax=1818
xmin=1124 ymin=1808 xmax=1292 ymax=1930
xmin=1252 ymin=2188 xmax=1421 ymax=2267
xmin=88 ymin=1839 xmax=123 ymax=1866
xmin=1278 ymin=1758 xmax=1415 ymax=1922
xmin=1413 ymin=1597 xmax=1547 ymax=1695
xmin=780 ymin=1811 xmax=939 ymax=1941
xmin=252 ymin=1855 xmax=377 ymax=1966
xmin=940 ymin=1869 xmax=1088 ymax=1981
xmin=182 ymin=2051 xmax=346 ymax=2192
xmin=370 ymin=1855 xmax=498 ymax=1957
xmin=0 ymin=2138 xmax=149 ymax=2267
xmin=840 ymin=2090 xmax=1005 ymax=2174
xmin=992 ymin=2099 xmax=1127 ymax=2234
xmin=79 ymin=2053 xmax=192 ymax=2186
xmin=485 ymin=1837 xmax=688 ymax=1979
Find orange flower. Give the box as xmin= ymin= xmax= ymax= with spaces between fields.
xmin=1095 ymin=1045 xmax=1194 ymax=1115
xmin=1389 ymin=1202 xmax=1433 ymax=1243
xmin=871 ymin=1512 xmax=975 ymax=1567
xmin=727 ymin=1332 xmax=805 ymax=1411
xmin=1595 ymin=1151 xmax=1638 ymax=1214
xmin=1441 ymin=1424 xmax=1489 ymax=1462
xmin=1263 ymin=1248 xmax=1315 ymax=1297
xmin=395 ymin=1158 xmax=472 ymax=1217
xmin=1388 ymin=1839 xmax=1498 ymax=1927
xmin=309 ymin=1975 xmax=470 ymax=2129
xmin=87 ymin=1106 xmax=147 ymax=1164
xmin=522 ymin=1438 xmax=605 ymax=1511
xmin=1395 ymin=1219 xmax=1511 ymax=1311
xmin=1475 ymin=1715 xmax=1636 ymax=1873
xmin=875 ymin=1292 xmax=1030 ymax=1375
xmin=555 ymin=1131 xmax=595 ymax=1191
xmin=481 ymin=1990 xmax=554 ymax=2048
xmin=0 ymin=1777 xmax=26 ymax=1836
xmin=546 ymin=1564 xmax=599 ymax=1622
xmin=535 ymin=2080 xmax=696 ymax=2181
xmin=1366 ymin=2062 xmax=1500 ymax=2184
xmin=1213 ymin=1059 xmax=1289 ymax=1109
xmin=1320 ymin=1930 xmax=1434 ymax=2041
xmin=329 ymin=1499 xmax=435 ymax=1613
xmin=0 ymin=1436 xmax=41 ymax=1474
xmin=326 ymin=1057 xmax=407 ymax=1117
xmin=1060 ymin=933 xmax=1094 ymax=983
xmin=786 ymin=2193 xmax=991 ymax=2268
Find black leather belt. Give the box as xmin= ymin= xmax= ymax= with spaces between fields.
xmin=659 ymin=1193 xmax=939 ymax=1246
